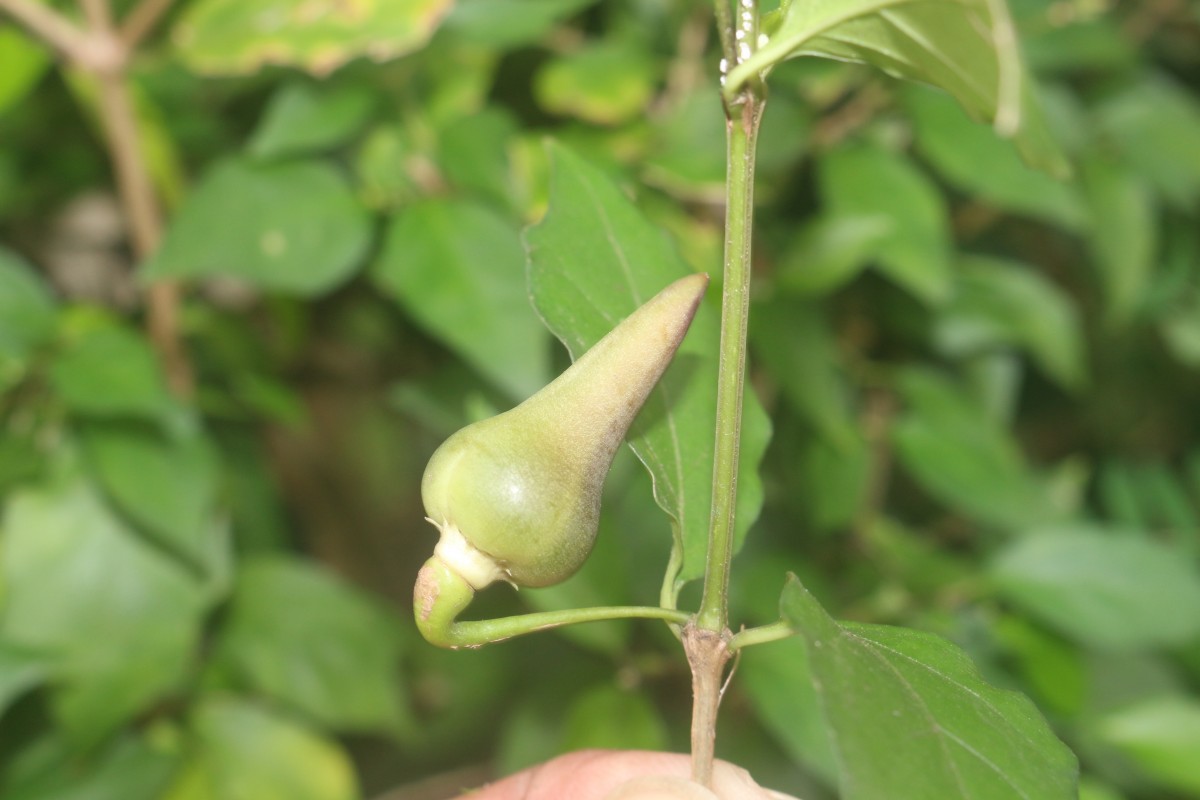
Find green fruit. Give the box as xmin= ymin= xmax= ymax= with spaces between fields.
xmin=421 ymin=273 xmax=708 ymax=589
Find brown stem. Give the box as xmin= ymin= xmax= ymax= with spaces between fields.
xmin=683 ymin=621 xmax=732 ymax=787
xmin=811 ymin=81 xmax=889 ymax=150
xmin=850 ymin=388 xmax=896 ymax=552
xmin=119 ymin=0 xmax=173 ymax=49
xmin=75 ymin=0 xmax=191 ymax=395
xmin=0 ymin=0 xmax=89 ymax=56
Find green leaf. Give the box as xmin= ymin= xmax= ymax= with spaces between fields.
xmin=436 ymin=106 xmax=520 ymax=212
xmin=1161 ymin=289 xmax=1200 ymax=368
xmin=1098 ymin=696 xmax=1200 ymax=794
xmin=892 ymin=369 xmax=1057 ymax=530
xmin=740 ymin=637 xmax=839 ymax=786
xmin=903 ymin=86 xmax=1086 ymax=230
xmin=0 ymin=477 xmax=208 ymax=743
xmin=535 ymin=41 xmax=657 ymax=125
xmin=993 ymin=614 xmax=1087 ymax=718
xmin=562 ymin=684 xmax=669 ymax=752
xmin=1081 ymin=156 xmax=1157 ymax=326
xmin=0 ymin=247 xmax=56 ymax=367
xmin=173 ymin=0 xmax=452 ymax=76
xmin=794 ymin=430 xmax=871 ymax=534
xmin=143 ymin=158 xmax=371 ymax=295
xmin=207 ymin=557 xmax=408 ymax=735
xmin=773 ymin=214 xmax=893 ymax=296
xmin=525 ymin=142 xmax=771 ymax=583
xmin=249 ymin=81 xmax=377 ymax=160
xmin=1096 ymin=73 xmax=1200 ymax=210
xmin=1020 ymin=15 xmax=1136 ymax=75
xmin=79 ymin=415 xmax=223 ymax=575
xmin=751 ymin=299 xmax=855 ymax=446
xmin=0 ymin=26 xmax=50 ymax=115
xmin=780 ymin=575 xmax=1079 ymax=800
xmin=354 ymin=123 xmax=421 ymax=210
xmin=991 ymin=524 xmax=1200 ymax=650
xmin=0 ymin=732 xmax=180 ymax=800
xmin=0 ymin=641 xmax=51 ymax=719
xmin=443 ymin=0 xmax=594 ymax=47
xmin=819 ymin=142 xmax=953 ymax=304
xmin=49 ymin=324 xmax=173 ymax=419
xmin=645 ymin=84 xmax=810 ymax=203
xmin=934 ymin=255 xmax=1087 ymax=391
xmin=373 ymin=198 xmax=550 ymax=400
xmin=644 ymin=86 xmax=727 ymax=200
xmin=729 ymin=0 xmax=1068 ymax=175
xmin=163 ymin=697 xmax=356 ymax=800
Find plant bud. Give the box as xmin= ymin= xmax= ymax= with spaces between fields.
xmin=420 ymin=273 xmax=708 ymax=590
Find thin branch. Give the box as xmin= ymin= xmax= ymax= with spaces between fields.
xmin=77 ymin=0 xmax=114 ymax=31
xmin=119 ymin=0 xmax=173 ymax=49
xmin=70 ymin=0 xmax=192 ymax=394
xmin=850 ymin=388 xmax=896 ymax=553
xmin=0 ymin=0 xmax=89 ymax=58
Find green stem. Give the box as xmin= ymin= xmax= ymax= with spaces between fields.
xmin=414 ymin=557 xmax=689 ymax=649
xmin=728 ymin=620 xmax=794 ymax=651
xmin=696 ymin=92 xmax=765 ymax=634
xmin=712 ymin=0 xmax=736 ymax=78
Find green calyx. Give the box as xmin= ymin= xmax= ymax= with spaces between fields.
xmin=420 ymin=273 xmax=708 ymax=590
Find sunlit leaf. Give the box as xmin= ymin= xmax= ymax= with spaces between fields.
xmin=525 ymin=142 xmax=771 ymax=584
xmin=174 ymin=0 xmax=452 ymax=76
xmin=780 ymin=575 xmax=1078 ymax=799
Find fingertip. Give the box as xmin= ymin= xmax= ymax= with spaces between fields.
xmin=603 ymin=775 xmax=720 ymax=800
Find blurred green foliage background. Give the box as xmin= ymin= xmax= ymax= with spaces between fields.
xmin=2 ymin=0 xmax=1200 ymax=798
